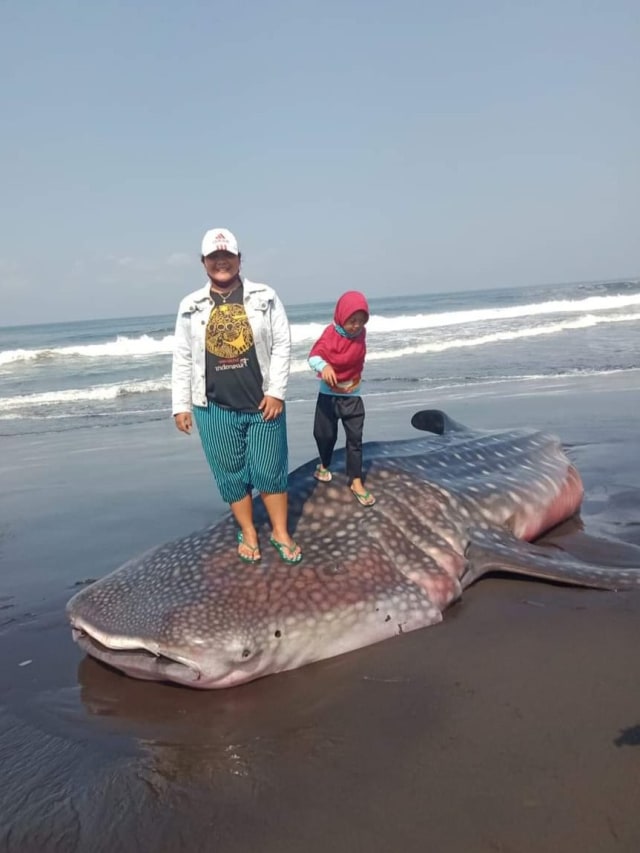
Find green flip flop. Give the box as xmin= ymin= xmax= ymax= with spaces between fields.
xmin=237 ymin=531 xmax=261 ymax=564
xmin=269 ymin=536 xmax=302 ymax=564
xmin=313 ymin=465 xmax=332 ymax=482
xmin=350 ymin=488 xmax=376 ymax=507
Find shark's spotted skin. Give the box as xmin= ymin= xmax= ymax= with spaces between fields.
xmin=67 ymin=410 xmax=640 ymax=689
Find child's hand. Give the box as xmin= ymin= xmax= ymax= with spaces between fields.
xmin=321 ymin=365 xmax=338 ymax=387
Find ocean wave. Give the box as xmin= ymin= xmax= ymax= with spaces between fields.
xmin=364 ymin=367 xmax=633 ymax=391
xmin=6 ymin=356 xmax=633 ymax=416
xmin=290 ymin=310 xmax=640 ymax=371
xmin=0 ymin=334 xmax=174 ymax=366
xmin=0 ymin=407 xmax=169 ymax=422
xmin=291 ymin=291 xmax=640 ymax=341
xmin=3 ymin=292 xmax=639 ymax=366
xmin=3 ymin=311 xmax=638 ymax=407
xmin=0 ymin=348 xmax=42 ymax=366
xmin=0 ymin=377 xmax=171 ymax=411
xmin=4 ymin=368 xmax=636 ymax=425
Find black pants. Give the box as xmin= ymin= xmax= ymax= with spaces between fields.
xmin=313 ymin=393 xmax=365 ymax=484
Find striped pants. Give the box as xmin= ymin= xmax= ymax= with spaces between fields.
xmin=193 ymin=402 xmax=289 ymax=504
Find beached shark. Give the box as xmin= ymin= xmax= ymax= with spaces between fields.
xmin=66 ymin=410 xmax=640 ymax=689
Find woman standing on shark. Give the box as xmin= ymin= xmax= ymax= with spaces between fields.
xmin=171 ymin=227 xmax=302 ymax=565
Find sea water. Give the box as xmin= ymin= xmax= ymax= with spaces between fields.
xmin=1 ymin=278 xmax=639 ymax=436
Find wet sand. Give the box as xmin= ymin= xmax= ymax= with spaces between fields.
xmin=1 ymin=373 xmax=639 ymax=852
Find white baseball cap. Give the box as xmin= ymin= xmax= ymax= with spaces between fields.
xmin=201 ymin=228 xmax=239 ymax=257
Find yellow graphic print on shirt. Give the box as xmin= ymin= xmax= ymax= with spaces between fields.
xmin=205 ymin=303 xmax=254 ymax=359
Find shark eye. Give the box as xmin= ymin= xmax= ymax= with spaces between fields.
xmin=274 ymin=630 xmax=282 ymax=638
xmin=241 ymin=648 xmax=251 ymax=658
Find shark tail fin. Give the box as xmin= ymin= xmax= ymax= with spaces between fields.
xmin=463 ymin=531 xmax=640 ymax=592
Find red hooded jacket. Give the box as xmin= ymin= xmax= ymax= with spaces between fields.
xmin=308 ymin=291 xmax=369 ymax=384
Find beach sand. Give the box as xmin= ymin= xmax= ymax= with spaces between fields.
xmin=1 ymin=372 xmax=639 ymax=852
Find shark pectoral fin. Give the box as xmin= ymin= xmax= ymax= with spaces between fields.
xmin=464 ymin=530 xmax=640 ymax=592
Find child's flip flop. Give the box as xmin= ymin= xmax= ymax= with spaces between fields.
xmin=269 ymin=536 xmax=303 ymax=564
xmin=313 ymin=465 xmax=332 ymax=482
xmin=350 ymin=488 xmax=376 ymax=507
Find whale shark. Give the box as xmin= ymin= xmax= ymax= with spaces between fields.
xmin=66 ymin=410 xmax=640 ymax=689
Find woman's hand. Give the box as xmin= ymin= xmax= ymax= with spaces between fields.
xmin=259 ymin=396 xmax=284 ymax=421
xmin=174 ymin=412 xmax=193 ymax=434
xmin=321 ymin=365 xmax=337 ymax=387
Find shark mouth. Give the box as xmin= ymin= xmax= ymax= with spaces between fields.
xmin=72 ymin=627 xmax=202 ymax=686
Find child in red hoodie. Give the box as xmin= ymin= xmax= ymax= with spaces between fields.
xmin=307 ymin=291 xmax=375 ymax=507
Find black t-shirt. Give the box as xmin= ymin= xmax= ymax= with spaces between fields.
xmin=205 ymin=285 xmax=264 ymax=411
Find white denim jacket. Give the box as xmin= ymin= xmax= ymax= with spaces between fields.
xmin=171 ymin=277 xmax=292 ymax=415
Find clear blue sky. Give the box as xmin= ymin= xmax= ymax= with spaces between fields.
xmin=1 ymin=0 xmax=638 ymax=325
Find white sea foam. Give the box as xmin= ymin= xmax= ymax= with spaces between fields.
xmin=367 ymin=310 xmax=640 ymax=359
xmin=0 ymin=348 xmax=42 ymax=366
xmin=291 ymin=310 xmax=640 ymax=371
xmin=3 ymin=311 xmax=638 ymax=412
xmin=0 ymin=377 xmax=171 ymax=411
xmin=291 ymin=292 xmax=640 ymax=342
xmin=2 ymin=367 xmax=636 ymax=421
xmin=0 ymin=334 xmax=174 ymax=366
xmin=3 ymin=292 xmax=639 ymax=366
